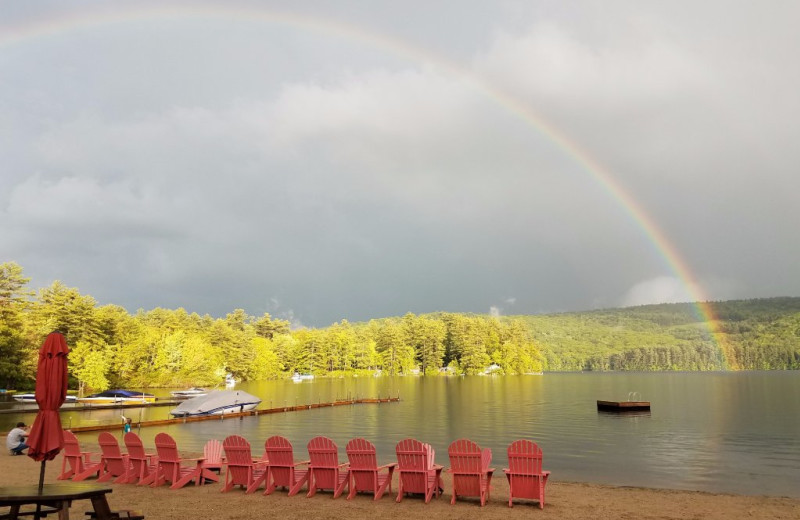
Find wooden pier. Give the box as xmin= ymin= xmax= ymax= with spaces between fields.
xmin=62 ymin=396 xmax=400 ymax=433
xmin=0 ymin=400 xmax=183 ymax=415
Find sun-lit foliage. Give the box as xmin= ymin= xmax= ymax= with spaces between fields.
xmin=1 ymin=262 xmax=798 ymax=391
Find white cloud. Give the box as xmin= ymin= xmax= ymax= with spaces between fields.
xmin=621 ymin=276 xmax=696 ymax=307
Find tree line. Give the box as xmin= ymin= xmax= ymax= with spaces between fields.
xmin=0 ymin=262 xmax=543 ymax=391
xmin=1 ymin=262 xmax=798 ymax=392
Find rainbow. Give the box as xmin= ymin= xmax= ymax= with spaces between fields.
xmin=0 ymin=5 xmax=734 ymax=368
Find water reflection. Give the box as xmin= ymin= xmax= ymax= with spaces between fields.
xmin=2 ymin=372 xmax=798 ymax=497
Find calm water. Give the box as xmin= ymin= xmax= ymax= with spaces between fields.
xmin=3 ymin=372 xmax=799 ymax=497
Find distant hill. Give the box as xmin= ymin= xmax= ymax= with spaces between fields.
xmin=515 ymin=297 xmax=800 ymax=371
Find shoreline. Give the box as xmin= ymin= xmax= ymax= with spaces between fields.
xmin=1 ymin=452 xmax=798 ymax=519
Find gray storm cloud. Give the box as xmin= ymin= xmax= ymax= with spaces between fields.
xmin=1 ymin=1 xmax=798 ymax=325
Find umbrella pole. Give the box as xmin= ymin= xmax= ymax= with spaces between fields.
xmin=35 ymin=460 xmax=46 ymax=519
xmin=38 ymin=459 xmax=46 ymax=489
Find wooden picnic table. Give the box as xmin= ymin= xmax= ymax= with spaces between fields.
xmin=0 ymin=483 xmax=113 ymax=520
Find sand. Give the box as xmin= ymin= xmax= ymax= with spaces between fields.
xmin=1 ymin=451 xmax=798 ymax=520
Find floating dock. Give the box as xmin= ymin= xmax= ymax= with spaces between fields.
xmin=596 ymin=400 xmax=651 ymax=412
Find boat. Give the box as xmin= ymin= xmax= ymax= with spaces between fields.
xmin=291 ymin=372 xmax=314 ymax=382
xmin=225 ymin=374 xmax=236 ymax=388
xmin=169 ymin=390 xmax=261 ymax=417
xmin=170 ymin=387 xmax=208 ymax=399
xmin=596 ymin=400 xmax=651 ymax=412
xmin=77 ymin=390 xmax=156 ymax=404
xmin=13 ymin=393 xmax=78 ymax=404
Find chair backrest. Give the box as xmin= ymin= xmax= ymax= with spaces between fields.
xmin=345 ymin=438 xmax=378 ymax=470
xmin=395 ymin=438 xmax=430 ymax=472
xmin=123 ymin=432 xmax=155 ymax=483
xmin=98 ymin=432 xmax=126 ymax=473
xmin=448 ymin=438 xmax=489 ymax=474
xmin=204 ymin=439 xmax=224 ymax=464
xmin=98 ymin=432 xmax=123 ymax=458
xmin=222 ymin=435 xmax=253 ymax=467
xmin=264 ymin=435 xmax=298 ymax=488
xmin=154 ymin=432 xmax=180 ymax=462
xmin=507 ymin=439 xmax=544 ymax=475
xmin=307 ymin=436 xmax=339 ymax=469
xmin=264 ymin=436 xmax=295 ymax=468
xmin=62 ymin=430 xmax=82 ymax=457
xmin=123 ymin=432 xmax=147 ymax=462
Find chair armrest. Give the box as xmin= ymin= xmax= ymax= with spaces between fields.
xmin=252 ymin=460 xmax=270 ymax=468
xmin=293 ymin=460 xmax=310 ymax=467
xmin=377 ymin=463 xmax=397 ymax=470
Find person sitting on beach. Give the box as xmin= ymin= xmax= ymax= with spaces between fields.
xmin=6 ymin=422 xmax=29 ymax=455
xmin=121 ymin=415 xmax=132 ymax=434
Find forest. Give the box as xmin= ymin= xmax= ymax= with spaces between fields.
xmin=2 ymin=262 xmax=799 ymax=392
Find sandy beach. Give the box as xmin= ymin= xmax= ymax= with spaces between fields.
xmin=1 ymin=450 xmax=798 ymax=520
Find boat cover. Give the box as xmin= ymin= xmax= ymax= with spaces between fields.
xmin=170 ymin=390 xmax=261 ymax=416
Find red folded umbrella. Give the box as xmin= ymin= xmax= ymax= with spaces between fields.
xmin=26 ymin=332 xmax=70 ymax=488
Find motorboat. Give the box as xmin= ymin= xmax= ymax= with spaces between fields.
xmin=13 ymin=393 xmax=78 ymax=404
xmin=170 ymin=387 xmax=208 ymax=399
xmin=169 ymin=390 xmax=261 ymax=417
xmin=225 ymin=374 xmax=236 ymax=388
xmin=77 ymin=390 xmax=156 ymax=404
xmin=291 ymin=373 xmax=314 ymax=382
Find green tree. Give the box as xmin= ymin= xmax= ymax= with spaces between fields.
xmin=70 ymin=340 xmax=110 ymax=395
xmin=403 ymin=313 xmax=446 ymax=374
xmin=376 ymin=319 xmax=415 ymax=374
xmin=252 ymin=313 xmax=291 ymax=339
xmin=0 ymin=262 xmax=32 ymax=387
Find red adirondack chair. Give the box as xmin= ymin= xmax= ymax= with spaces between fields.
xmin=220 ymin=435 xmax=269 ymax=493
xmin=97 ymin=432 xmax=131 ymax=484
xmin=345 ymin=437 xmax=396 ymax=501
xmin=203 ymin=439 xmax=226 ymax=474
xmin=152 ymin=432 xmax=219 ymax=489
xmin=58 ymin=430 xmax=102 ymax=481
xmin=503 ymin=439 xmax=550 ymax=509
xmin=395 ymin=438 xmax=443 ymax=503
xmin=447 ymin=438 xmax=495 ymax=506
xmin=306 ymin=436 xmax=349 ymax=498
xmin=123 ymin=432 xmax=159 ymax=485
xmin=262 ymin=435 xmax=309 ymax=496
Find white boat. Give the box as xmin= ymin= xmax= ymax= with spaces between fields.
xmin=291 ymin=373 xmax=314 ymax=382
xmin=13 ymin=393 xmax=78 ymax=404
xmin=170 ymin=387 xmax=208 ymax=399
xmin=225 ymin=374 xmax=236 ymax=388
xmin=170 ymin=390 xmax=261 ymax=417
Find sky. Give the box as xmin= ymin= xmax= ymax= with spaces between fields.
xmin=1 ymin=1 xmax=798 ymax=327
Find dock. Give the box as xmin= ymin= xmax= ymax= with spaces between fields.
xmin=54 ymin=396 xmax=400 ymax=433
xmin=596 ymin=400 xmax=651 ymax=412
xmin=0 ymin=400 xmax=183 ymax=415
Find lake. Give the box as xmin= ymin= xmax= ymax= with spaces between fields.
xmin=3 ymin=372 xmax=798 ymax=497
